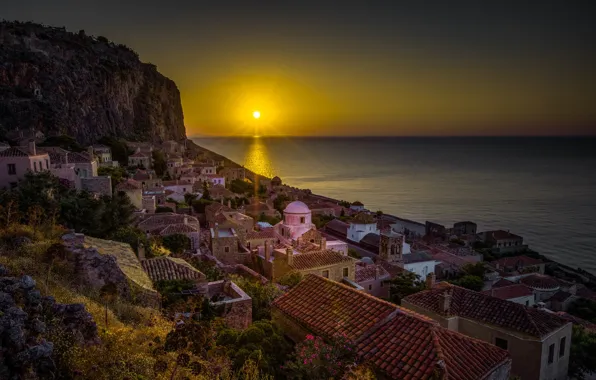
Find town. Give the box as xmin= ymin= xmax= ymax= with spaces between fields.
xmin=1 ymin=129 xmax=595 ymax=380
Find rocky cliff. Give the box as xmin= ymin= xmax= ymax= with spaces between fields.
xmin=0 ymin=21 xmax=186 ymax=144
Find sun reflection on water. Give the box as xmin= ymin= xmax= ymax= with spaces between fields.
xmin=244 ymin=137 xmax=274 ymax=178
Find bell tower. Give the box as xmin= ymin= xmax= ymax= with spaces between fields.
xmin=379 ymin=230 xmax=404 ymax=264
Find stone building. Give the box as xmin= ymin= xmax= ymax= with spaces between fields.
xmin=480 ymin=230 xmax=527 ymax=254
xmin=115 ymin=178 xmax=143 ymax=209
xmin=403 ymin=282 xmax=572 ymax=380
xmin=62 ymin=233 xmax=159 ymax=307
xmin=347 ymin=212 xmax=379 ymax=243
xmin=0 ymin=141 xmax=50 ymax=189
xmin=128 ymin=149 xmax=151 ymax=168
xmin=210 ymin=226 xmax=250 ymax=264
xmin=142 ymin=256 xmax=207 ymax=286
xmin=453 ymin=221 xmax=477 ymax=236
xmin=272 ymin=275 xmax=512 ymax=380
xmin=355 ymin=260 xmax=391 ymax=298
xmin=207 ymin=280 xmax=252 ymax=330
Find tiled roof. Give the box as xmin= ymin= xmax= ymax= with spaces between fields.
xmin=485 ymin=230 xmax=523 ymax=240
xmin=324 ymin=219 xmax=349 ymax=235
xmin=404 ymin=283 xmax=569 ymax=338
xmin=274 ymin=275 xmax=510 ymax=380
xmin=246 ymin=229 xmax=278 ymax=240
xmin=290 ymin=250 xmax=355 ymax=271
xmin=547 ymin=291 xmax=573 ymax=303
xmin=355 ymin=264 xmax=390 ymax=283
xmin=142 ymin=257 xmax=205 ymax=283
xmin=0 ymin=146 xmax=31 ymax=157
xmin=360 ymin=233 xmax=380 ymax=247
xmin=520 ymin=274 xmax=560 ymax=290
xmin=243 ymin=202 xmax=271 ymax=213
xmin=492 ymin=255 xmax=544 ymax=268
xmin=159 ymin=223 xmax=199 ymax=235
xmin=67 ymin=151 xmax=93 ymax=163
xmin=272 ymin=274 xmax=398 ymax=340
xmin=133 ymin=169 xmax=152 ymax=181
xmin=492 ymin=278 xmax=515 ymax=288
xmin=403 ymin=251 xmax=435 ymax=264
xmin=377 ymin=259 xmax=406 ymax=277
xmin=163 ymin=180 xmax=192 ymax=187
xmin=358 ymin=312 xmax=510 ymax=380
xmin=138 ymin=213 xmax=199 ymax=230
xmin=116 ymin=178 xmax=142 ymax=191
xmin=129 ymin=151 xmax=149 ymax=158
xmin=481 ymin=284 xmax=533 ymax=300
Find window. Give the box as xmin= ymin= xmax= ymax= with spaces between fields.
xmin=495 ymin=338 xmax=508 ymax=350
xmin=8 ymin=163 xmax=16 ymax=175
xmin=560 ymin=337 xmax=566 ymax=357
xmin=33 ymin=161 xmax=37 ymax=172
xmin=380 ymin=281 xmax=384 ymax=288
xmin=224 ymin=246 xmax=230 ymax=253
xmin=300 ymin=217 xmax=305 ymax=224
xmin=368 ymin=285 xmax=372 ymax=291
xmin=343 ymin=268 xmax=349 ymax=277
xmin=548 ymin=344 xmax=555 ymax=364
xmin=45 ymin=159 xmax=49 ymax=169
xmin=322 ymin=270 xmax=329 ymax=278
xmin=525 ymin=300 xmax=529 ymax=306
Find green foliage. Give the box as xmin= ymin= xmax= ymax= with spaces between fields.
xmin=98 ymin=165 xmax=127 ymax=189
xmin=156 ymin=206 xmax=174 ymax=213
xmin=258 ymin=213 xmax=280 ymax=226
xmin=231 ymin=275 xmax=283 ymax=321
xmin=461 ymin=262 xmax=487 ymax=278
xmin=389 ymin=271 xmax=426 ymax=305
xmin=152 ymin=150 xmax=167 ymax=177
xmin=338 ymin=200 xmax=351 ymax=208
xmin=191 ymin=198 xmax=212 ymax=214
xmin=312 ymin=214 xmax=335 ymax=229
xmin=347 ymin=248 xmax=361 ymax=259
xmin=277 ymin=270 xmax=303 ymax=289
xmin=568 ymin=299 xmax=596 ymax=323
xmin=97 ymin=136 xmax=132 ymax=163
xmin=155 ymin=279 xmax=197 ymax=309
xmin=38 ymin=135 xmax=84 ymax=152
xmin=162 ymin=234 xmax=191 ymax=255
xmin=273 ymin=194 xmax=291 ymax=213
xmin=202 ymin=181 xmax=211 ymax=201
xmin=451 ymin=275 xmax=484 ymax=291
xmin=230 ymin=179 xmax=254 ymax=195
xmin=109 ymin=226 xmax=149 ymax=256
xmin=190 ymin=258 xmax=224 ymax=281
xmin=570 ymin=325 xmax=596 ymax=380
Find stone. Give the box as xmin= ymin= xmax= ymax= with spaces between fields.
xmin=12 ymin=236 xmax=32 ymax=248
xmin=0 ymin=264 xmax=8 ymax=276
xmin=0 ymin=291 xmax=15 ymax=309
xmin=30 ymin=318 xmax=46 ymax=335
xmin=21 ymin=275 xmax=36 ymax=290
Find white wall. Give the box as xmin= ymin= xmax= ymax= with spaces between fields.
xmin=405 ymin=260 xmax=436 ymax=279
xmin=347 ymin=223 xmax=379 ymax=242
xmin=508 ymin=294 xmax=535 ymax=307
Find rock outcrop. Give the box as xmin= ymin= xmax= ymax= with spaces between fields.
xmin=0 ymin=21 xmax=186 ymax=144
xmin=0 ymin=265 xmax=98 ymax=379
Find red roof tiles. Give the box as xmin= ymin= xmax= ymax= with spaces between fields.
xmin=491 ymin=278 xmax=515 ymax=288
xmin=481 ymin=284 xmax=533 ymax=300
xmin=520 ymin=274 xmax=560 ymax=290
xmin=142 ymin=257 xmax=205 ymax=283
xmin=246 ymin=229 xmax=278 ymax=240
xmin=405 ymin=283 xmax=569 ymax=338
xmin=273 ymin=275 xmax=511 ymax=380
xmin=492 ymin=255 xmax=544 ymax=269
xmin=290 ymin=250 xmax=356 ymax=271
xmin=355 ymin=264 xmax=390 ymax=283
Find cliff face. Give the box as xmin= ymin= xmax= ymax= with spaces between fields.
xmin=0 ymin=21 xmax=186 ymax=144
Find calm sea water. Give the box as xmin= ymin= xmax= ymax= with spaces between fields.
xmin=193 ymin=136 xmax=596 ymax=274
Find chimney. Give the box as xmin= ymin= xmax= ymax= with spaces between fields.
xmin=137 ymin=241 xmax=146 ymax=261
xmin=214 ymin=223 xmax=219 ymax=238
xmin=320 ymin=237 xmax=327 ymax=250
xmin=286 ymin=247 xmax=294 ymax=266
xmin=438 ymin=290 xmax=452 ymax=313
xmin=426 ymin=272 xmax=436 ymax=289
xmin=375 ymin=265 xmax=381 ymax=279
xmin=264 ymin=242 xmax=271 ymax=262
xmin=28 ymin=139 xmax=36 ymax=156
xmin=227 ymin=199 xmax=231 ymax=208
xmin=220 ymin=198 xmax=224 ymax=205
xmin=183 ymin=216 xmax=188 ymax=225
xmin=87 ymin=146 xmax=94 ymax=161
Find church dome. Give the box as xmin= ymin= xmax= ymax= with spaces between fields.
xmin=284 ymin=201 xmax=310 ymax=214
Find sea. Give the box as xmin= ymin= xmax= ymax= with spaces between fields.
xmin=192 ymin=136 xmax=596 ymax=275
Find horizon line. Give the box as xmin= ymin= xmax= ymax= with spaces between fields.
xmin=188 ymin=134 xmax=596 ymax=139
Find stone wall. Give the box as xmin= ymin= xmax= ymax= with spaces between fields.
xmin=211 ymin=235 xmax=241 ymax=264
xmin=208 ymin=280 xmax=252 ymax=330
xmin=80 ymin=176 xmax=112 ymax=196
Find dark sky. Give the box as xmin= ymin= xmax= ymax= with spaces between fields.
xmin=2 ymin=1 xmax=596 ymax=136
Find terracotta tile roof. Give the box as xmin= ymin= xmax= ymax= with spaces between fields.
xmin=159 ymin=223 xmax=199 ymax=235
xmin=163 ymin=180 xmax=192 ymax=187
xmin=547 ymin=290 xmax=573 ymax=303
xmin=355 ymin=264 xmax=390 ymax=283
xmin=67 ymin=151 xmax=94 ymax=163
xmin=0 ymin=146 xmax=33 ymax=157
xmin=324 ymin=219 xmax=349 ymax=236
xmin=377 ymin=259 xmax=406 ymax=277
xmin=290 ymin=250 xmax=355 ymax=271
xmin=405 ymin=283 xmax=570 ymax=338
xmin=142 ymin=257 xmax=205 ymax=283
xmin=492 ymin=255 xmax=544 ymax=268
xmin=272 ymin=274 xmax=397 ymax=340
xmin=246 ymin=229 xmax=278 ymax=240
xmin=492 ymin=278 xmax=515 ymax=288
xmin=485 ymin=230 xmax=523 ymax=241
xmin=360 ymin=233 xmax=380 ymax=247
xmin=129 ymin=151 xmax=149 ymax=158
xmin=358 ymin=313 xmax=510 ymax=380
xmin=481 ymin=284 xmax=533 ymax=300
xmin=274 ymin=275 xmax=510 ymax=379
xmin=132 ymin=169 xmax=152 ymax=181
xmin=403 ymin=251 xmax=435 ymax=264
xmin=116 ymin=178 xmax=142 ymax=191
xmin=520 ymin=274 xmax=560 ymax=290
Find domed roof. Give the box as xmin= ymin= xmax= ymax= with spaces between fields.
xmin=284 ymin=201 xmax=310 ymax=214
xmin=520 ymin=274 xmax=560 ymax=290
xmin=360 ymin=257 xmax=374 ymax=265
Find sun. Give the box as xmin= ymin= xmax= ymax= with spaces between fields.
xmin=253 ymin=110 xmax=261 ymax=119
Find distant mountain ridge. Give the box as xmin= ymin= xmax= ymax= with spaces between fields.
xmin=0 ymin=21 xmax=186 ymax=144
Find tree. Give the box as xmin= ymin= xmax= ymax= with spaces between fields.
xmin=190 ymin=258 xmax=223 ymax=281
xmin=97 ymin=136 xmax=132 ymax=163
xmin=568 ymin=299 xmax=596 ymax=323
xmin=152 ymin=150 xmax=167 ymax=177
xmin=97 ymin=166 xmax=127 ymax=189
xmin=110 ymin=226 xmax=148 ymax=255
xmin=231 ymin=275 xmax=283 ymax=321
xmin=156 ymin=206 xmax=174 ymax=213
xmin=162 ymin=234 xmax=191 ymax=255
xmin=569 ymin=325 xmax=596 ymax=380
xmin=38 ymin=135 xmax=84 ymax=152
xmin=278 ymin=270 xmax=303 ymax=289
xmin=230 ymin=179 xmax=253 ymax=195
xmin=389 ymin=271 xmax=426 ymax=305
xmin=347 ymin=248 xmax=361 ymax=259
xmin=273 ymin=194 xmax=290 ymax=213
xmin=451 ymin=275 xmax=484 ymax=291
xmin=461 ymin=262 xmax=487 ymax=278
xmin=96 ymin=192 xmax=136 ymax=237
xmin=202 ymin=181 xmax=211 ymax=200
